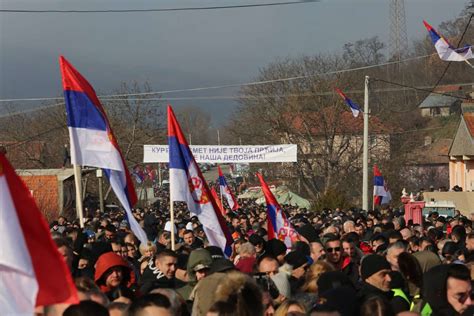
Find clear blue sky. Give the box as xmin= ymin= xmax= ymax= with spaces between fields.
xmin=0 ymin=0 xmax=469 ymax=123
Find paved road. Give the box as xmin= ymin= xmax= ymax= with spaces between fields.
xmin=202 ymin=164 xmax=232 ymax=183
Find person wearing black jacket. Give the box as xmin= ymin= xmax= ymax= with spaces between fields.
xmin=357 ymin=254 xmax=408 ymax=314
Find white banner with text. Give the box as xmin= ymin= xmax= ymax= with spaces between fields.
xmin=143 ymin=144 xmax=297 ymax=163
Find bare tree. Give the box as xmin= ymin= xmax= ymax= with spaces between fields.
xmin=175 ymin=105 xmax=212 ymax=145
xmin=104 ymin=81 xmax=166 ymax=165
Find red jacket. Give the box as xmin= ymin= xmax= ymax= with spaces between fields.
xmin=94 ymin=252 xmax=135 ymax=292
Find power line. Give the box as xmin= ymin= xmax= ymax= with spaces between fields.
xmin=426 ymin=14 xmax=473 ymax=94
xmin=1 ymin=125 xmax=67 ymax=149
xmin=0 ymin=0 xmax=319 ymax=13
xmin=0 ymin=52 xmax=441 ymax=104
xmin=0 ymin=103 xmax=64 ymax=119
xmin=371 ymin=14 xmax=474 ymax=114
xmin=2 ymin=81 xmax=472 ymax=119
xmin=2 ymin=82 xmax=469 ymax=149
xmin=372 ymin=79 xmax=472 ymax=101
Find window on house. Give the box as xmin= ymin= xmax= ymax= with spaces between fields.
xmin=430 ymin=107 xmax=441 ymax=116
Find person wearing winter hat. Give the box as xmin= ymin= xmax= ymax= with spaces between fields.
xmin=177 ymin=248 xmax=213 ymax=300
xmin=442 ymin=241 xmax=465 ymax=264
xmin=265 ymin=239 xmax=287 ymax=264
xmin=94 ymin=252 xmax=136 ymax=301
xmin=297 ymin=224 xmax=320 ymax=243
xmin=358 ymin=254 xmax=405 ymax=314
xmin=285 ymin=250 xmax=313 ymax=293
xmin=317 ymin=271 xmax=354 ymax=295
xmin=206 ymin=245 xmax=225 ymax=260
xmin=249 ymin=234 xmax=266 ymax=257
xmin=297 ymin=224 xmax=327 ymax=262
xmin=414 ymin=263 xmax=472 ymax=315
xmin=315 ymin=285 xmax=358 ymax=316
xmin=210 ymin=257 xmax=235 ymax=274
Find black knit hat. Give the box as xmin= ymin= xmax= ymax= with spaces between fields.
xmin=296 ymin=224 xmax=319 ymax=243
xmin=285 ymin=250 xmax=313 ymax=269
xmin=317 ymin=271 xmax=354 ymax=294
xmin=265 ymin=239 xmax=287 ymax=258
xmin=249 ymin=234 xmax=265 ymax=247
xmin=210 ymin=258 xmax=235 ymax=273
xmin=442 ymin=242 xmax=460 ymax=257
xmin=206 ymin=246 xmax=225 ymax=260
xmin=361 ymin=254 xmax=391 ymax=280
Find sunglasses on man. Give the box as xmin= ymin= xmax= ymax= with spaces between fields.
xmin=456 ymin=290 xmax=473 ymax=304
xmin=326 ymin=247 xmax=341 ymax=253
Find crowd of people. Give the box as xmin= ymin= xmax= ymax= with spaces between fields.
xmin=43 ymin=189 xmax=474 ymax=316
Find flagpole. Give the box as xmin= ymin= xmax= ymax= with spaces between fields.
xmin=73 ymin=164 xmax=85 ymax=228
xmin=362 ymin=76 xmax=369 ymax=211
xmin=219 ymin=184 xmax=224 ymax=213
xmin=169 ymin=195 xmax=176 ymax=251
xmin=465 ymin=60 xmax=474 ymax=68
xmin=97 ymin=168 xmax=104 ymax=213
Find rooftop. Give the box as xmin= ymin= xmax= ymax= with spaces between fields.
xmin=419 ymin=93 xmax=460 ymax=109
xmin=290 ymin=108 xmax=392 ymax=136
xmin=16 ymin=168 xmax=75 ymax=181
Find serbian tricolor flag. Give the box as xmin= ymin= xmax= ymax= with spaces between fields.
xmin=0 ymin=153 xmax=78 ymax=315
xmin=423 ymin=20 xmax=473 ymax=62
xmin=132 ymin=165 xmax=145 ymax=184
xmin=257 ymin=172 xmax=298 ymax=248
xmin=168 ymin=105 xmax=233 ymax=256
xmin=218 ymin=165 xmax=239 ymax=211
xmin=59 ymin=56 xmax=147 ymax=245
xmin=373 ymin=165 xmax=391 ymax=206
xmin=210 ymin=187 xmax=226 ymax=216
xmin=335 ymin=88 xmax=361 ymax=118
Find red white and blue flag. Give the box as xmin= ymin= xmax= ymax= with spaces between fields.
xmin=210 ymin=187 xmax=226 ymax=216
xmin=132 ymin=165 xmax=145 ymax=184
xmin=257 ymin=172 xmax=298 ymax=248
xmin=168 ymin=105 xmax=233 ymax=256
xmin=423 ymin=20 xmax=473 ymax=62
xmin=218 ymin=165 xmax=239 ymax=211
xmin=0 ymin=153 xmax=78 ymax=315
xmin=59 ymin=56 xmax=147 ymax=245
xmin=145 ymin=165 xmax=156 ymax=182
xmin=335 ymin=88 xmax=361 ymax=118
xmin=373 ymin=165 xmax=391 ymax=206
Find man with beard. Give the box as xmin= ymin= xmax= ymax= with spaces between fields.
xmin=324 ymin=237 xmax=359 ymax=285
xmin=415 ymin=264 xmax=473 ymax=315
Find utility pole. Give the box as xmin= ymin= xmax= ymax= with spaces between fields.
xmin=217 ymin=129 xmax=221 ymax=145
xmin=362 ymin=76 xmax=370 ymax=211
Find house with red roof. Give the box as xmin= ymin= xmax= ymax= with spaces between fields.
xmin=288 ymin=108 xmax=393 ymax=165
